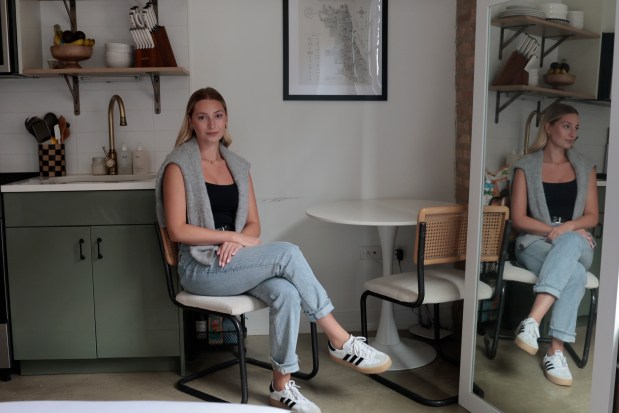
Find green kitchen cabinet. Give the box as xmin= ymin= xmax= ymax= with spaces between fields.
xmin=4 ymin=190 xmax=179 ymax=370
xmin=6 ymin=226 xmax=97 ymax=360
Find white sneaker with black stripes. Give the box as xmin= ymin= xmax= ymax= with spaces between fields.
xmin=328 ymin=335 xmax=392 ymax=374
xmin=269 ymin=380 xmax=321 ymax=413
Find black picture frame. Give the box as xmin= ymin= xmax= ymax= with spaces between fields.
xmin=283 ymin=0 xmax=388 ymax=101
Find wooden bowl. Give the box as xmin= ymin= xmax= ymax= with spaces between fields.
xmin=543 ymin=73 xmax=576 ymax=89
xmin=50 ymin=45 xmax=93 ymax=69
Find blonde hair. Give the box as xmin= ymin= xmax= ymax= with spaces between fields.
xmin=174 ymin=87 xmax=232 ymax=148
xmin=528 ymin=103 xmax=579 ymax=153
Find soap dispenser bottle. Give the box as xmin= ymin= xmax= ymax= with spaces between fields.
xmin=117 ymin=144 xmax=133 ymax=175
xmin=132 ymin=143 xmax=149 ymax=175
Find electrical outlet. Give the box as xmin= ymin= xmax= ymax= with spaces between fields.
xmin=360 ymin=246 xmax=382 ymax=260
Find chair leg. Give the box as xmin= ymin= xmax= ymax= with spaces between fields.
xmin=484 ymin=281 xmax=597 ymax=369
xmin=175 ymin=314 xmax=248 ymax=403
xmin=564 ymin=288 xmax=597 ymax=368
xmin=483 ymin=282 xmax=507 ymax=360
xmin=360 ymin=292 xmax=458 ymax=407
xmin=177 ymin=316 xmax=320 ymax=404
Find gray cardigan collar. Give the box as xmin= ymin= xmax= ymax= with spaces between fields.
xmin=512 ymin=149 xmax=594 ymax=225
xmin=155 ymin=138 xmax=251 ymax=264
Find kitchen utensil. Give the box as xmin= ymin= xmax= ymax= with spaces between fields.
xmin=493 ymin=33 xmax=539 ymax=86
xmin=43 ymin=112 xmax=58 ymax=136
xmin=24 ymin=117 xmax=52 ymax=143
xmin=131 ymin=6 xmax=154 ymax=48
xmin=144 ymin=5 xmax=177 ymax=67
xmin=58 ymin=116 xmax=70 ymax=142
xmin=53 ymin=124 xmax=61 ymax=144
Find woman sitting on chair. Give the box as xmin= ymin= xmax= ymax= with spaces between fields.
xmin=511 ymin=103 xmax=598 ymax=387
xmin=155 ymin=87 xmax=391 ymax=412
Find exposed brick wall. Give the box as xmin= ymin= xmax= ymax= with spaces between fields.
xmin=455 ymin=0 xmax=476 ymax=204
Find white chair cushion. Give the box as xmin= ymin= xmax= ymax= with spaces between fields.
xmin=176 ymin=291 xmax=268 ymax=316
xmin=364 ymin=268 xmax=493 ymax=303
xmin=503 ymin=261 xmax=599 ymax=289
xmin=429 ymin=267 xmax=493 ymax=300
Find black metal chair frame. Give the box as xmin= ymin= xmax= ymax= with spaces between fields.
xmin=156 ymin=223 xmax=319 ymax=403
xmin=483 ymin=257 xmax=598 ymax=368
xmin=360 ymin=209 xmax=511 ymax=407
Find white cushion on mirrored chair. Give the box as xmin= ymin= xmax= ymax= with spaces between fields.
xmin=504 ymin=261 xmax=599 ymax=289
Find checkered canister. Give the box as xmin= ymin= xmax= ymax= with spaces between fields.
xmin=38 ymin=144 xmax=66 ymax=177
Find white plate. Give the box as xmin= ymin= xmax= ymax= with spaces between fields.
xmin=499 ymin=11 xmax=546 ymax=18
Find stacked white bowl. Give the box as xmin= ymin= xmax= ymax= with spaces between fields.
xmin=104 ymin=43 xmax=135 ymax=68
xmin=540 ymin=3 xmax=568 ymax=20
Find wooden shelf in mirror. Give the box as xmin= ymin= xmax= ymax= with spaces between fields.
xmin=491 ymin=16 xmax=599 ymax=40
xmin=490 ymin=84 xmax=595 ymax=100
xmin=489 ymin=84 xmax=595 ymax=123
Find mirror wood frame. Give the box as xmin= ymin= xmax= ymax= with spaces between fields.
xmin=459 ymin=1 xmax=619 ymax=411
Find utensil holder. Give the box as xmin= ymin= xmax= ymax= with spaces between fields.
xmin=38 ymin=143 xmax=66 ymax=177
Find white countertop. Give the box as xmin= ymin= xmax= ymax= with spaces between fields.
xmin=1 ymin=174 xmax=156 ymax=192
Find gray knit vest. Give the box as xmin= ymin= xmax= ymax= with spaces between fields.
xmin=512 ymin=149 xmax=595 ymax=248
xmin=155 ymin=138 xmax=250 ymax=264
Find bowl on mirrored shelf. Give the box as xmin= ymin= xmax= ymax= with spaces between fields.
xmin=50 ymin=45 xmax=93 ymax=69
xmin=543 ymin=73 xmax=575 ymax=89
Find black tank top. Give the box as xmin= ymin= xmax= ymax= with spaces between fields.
xmin=205 ymin=182 xmax=238 ymax=230
xmin=542 ymin=179 xmax=577 ymax=223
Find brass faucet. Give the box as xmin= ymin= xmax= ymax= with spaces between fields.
xmin=107 ymin=95 xmax=127 ymax=175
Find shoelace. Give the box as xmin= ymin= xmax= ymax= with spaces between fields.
xmin=282 ymin=380 xmax=308 ymax=403
xmin=525 ymin=320 xmax=540 ymax=338
xmin=347 ymin=336 xmax=376 ymax=358
xmin=551 ymin=351 xmax=568 ymax=368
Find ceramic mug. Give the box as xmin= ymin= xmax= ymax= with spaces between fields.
xmin=567 ymin=10 xmax=584 ymax=30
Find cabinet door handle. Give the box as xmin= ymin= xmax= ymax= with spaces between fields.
xmin=79 ymin=238 xmax=86 ymax=260
xmin=97 ymin=237 xmax=103 ymax=259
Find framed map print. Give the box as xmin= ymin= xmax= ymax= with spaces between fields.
xmin=283 ymin=0 xmax=388 ymax=100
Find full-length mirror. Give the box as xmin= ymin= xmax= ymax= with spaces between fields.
xmin=459 ymin=0 xmax=619 ymax=412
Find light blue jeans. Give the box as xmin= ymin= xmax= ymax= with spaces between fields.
xmin=515 ymin=231 xmax=594 ymax=343
xmin=178 ymin=241 xmax=334 ymax=374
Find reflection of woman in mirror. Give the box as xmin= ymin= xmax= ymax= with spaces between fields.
xmin=510 ymin=103 xmax=598 ymax=387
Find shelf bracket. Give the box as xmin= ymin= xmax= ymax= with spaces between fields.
xmin=540 ymin=35 xmax=572 ymax=67
xmin=149 ymin=73 xmax=161 ymax=114
xmin=498 ymin=25 xmax=530 ymax=60
xmin=62 ymin=75 xmax=81 ymax=115
xmin=494 ymin=90 xmax=524 ymax=123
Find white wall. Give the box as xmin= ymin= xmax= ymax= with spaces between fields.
xmin=0 ymin=0 xmax=457 ymax=334
xmin=186 ymin=0 xmax=457 ymax=333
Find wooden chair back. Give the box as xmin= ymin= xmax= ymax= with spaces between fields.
xmin=158 ymin=225 xmax=179 ymax=267
xmin=414 ymin=205 xmax=510 ymax=265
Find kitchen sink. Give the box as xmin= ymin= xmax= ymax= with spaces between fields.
xmin=40 ymin=174 xmax=156 ymax=184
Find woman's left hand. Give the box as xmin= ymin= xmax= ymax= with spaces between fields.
xmin=546 ymin=222 xmax=574 ymax=241
xmin=217 ymin=241 xmax=243 ymax=267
